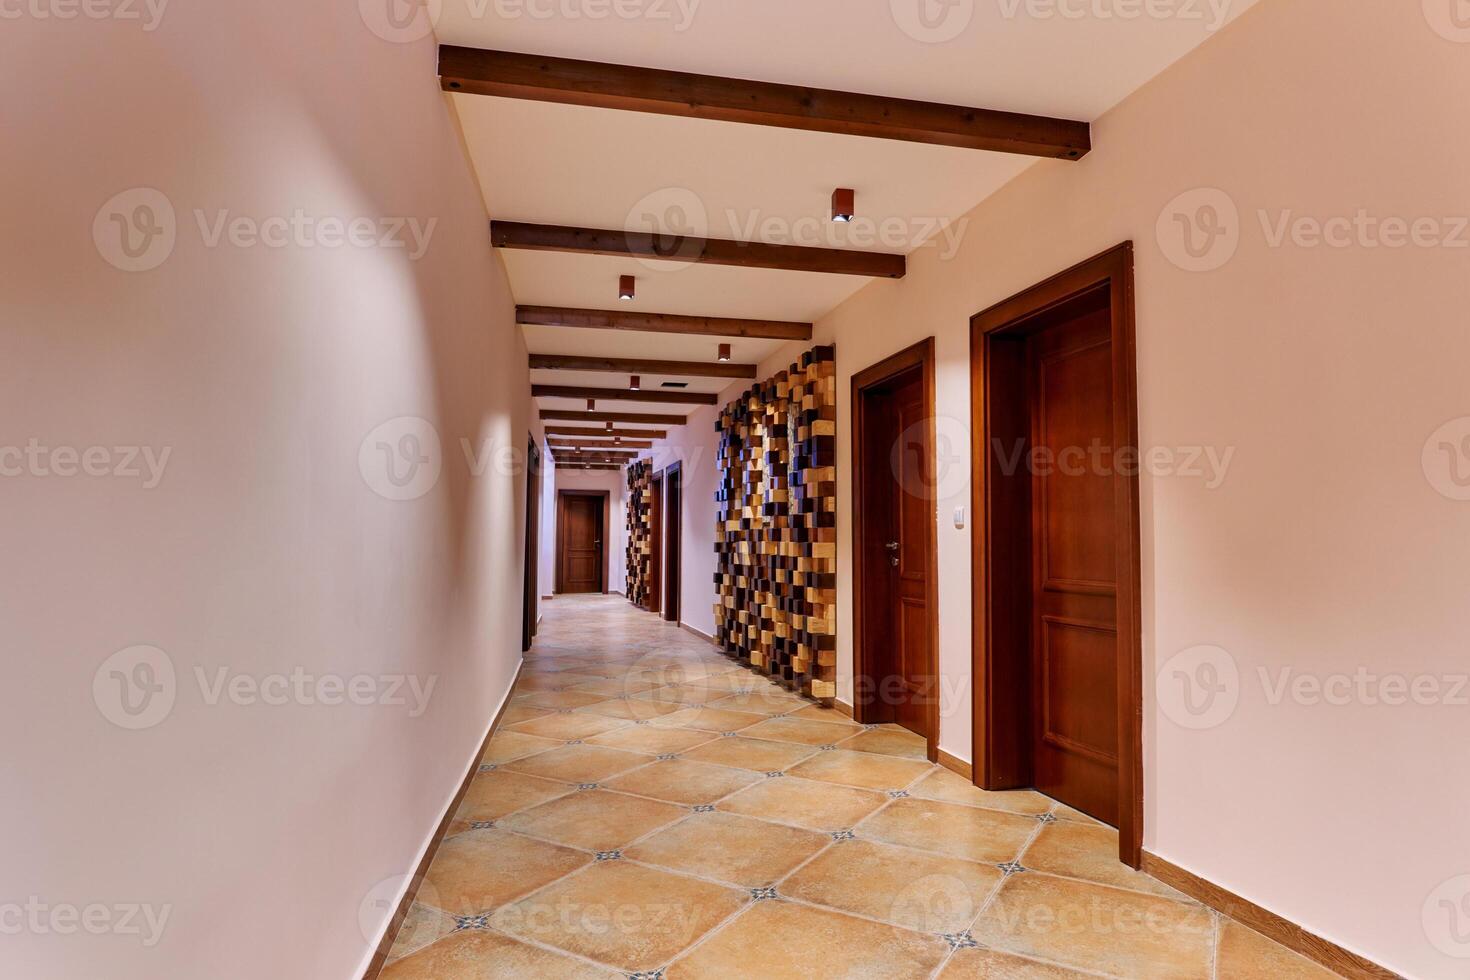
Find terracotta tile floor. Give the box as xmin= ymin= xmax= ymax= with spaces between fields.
xmin=384 ymin=595 xmax=1342 ymax=979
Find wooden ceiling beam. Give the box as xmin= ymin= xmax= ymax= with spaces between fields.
xmin=541 ymin=410 xmax=687 ymax=425
xmin=492 ymin=221 xmax=904 ymax=279
xmin=519 ymin=306 xmax=812 ymax=341
xmin=553 ymin=462 xmax=622 ymax=471
xmin=533 ymin=384 xmax=717 ymax=406
xmin=438 ymin=46 xmax=1090 ymax=159
xmin=531 ymin=353 xmax=757 ymax=380
xmin=545 ymin=424 xmax=669 ymax=439
xmin=549 ymin=438 xmax=654 ymax=450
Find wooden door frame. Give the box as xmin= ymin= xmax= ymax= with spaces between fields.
xmin=554 ymin=489 xmax=608 ymax=594
xmin=522 ymin=438 xmax=541 ymax=651
xmin=646 ymin=471 xmax=664 ymax=614
xmin=660 ymin=461 xmax=682 ymax=624
xmin=969 ymin=242 xmax=1142 ymax=867
xmin=851 ymin=338 xmax=940 ymax=765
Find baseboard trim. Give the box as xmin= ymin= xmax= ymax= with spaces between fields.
xmin=360 ymin=660 xmax=525 ymax=980
xmin=833 ymin=699 xmax=854 ymax=719
xmin=678 ymin=622 xmax=719 ymax=647
xmin=937 ymin=749 xmax=973 ymax=780
xmin=1140 ymin=853 xmax=1398 ymax=980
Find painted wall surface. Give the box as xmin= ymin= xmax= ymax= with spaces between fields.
xmin=1 ymin=5 xmax=532 ymax=979
xmin=658 ymin=1 xmax=1470 ymax=974
xmin=552 ymin=469 xmax=629 ymax=595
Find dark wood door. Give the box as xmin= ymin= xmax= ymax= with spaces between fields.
xmin=559 ymin=495 xmax=603 ymax=594
xmin=860 ymin=366 xmax=933 ymax=739
xmin=646 ymin=474 xmax=663 ymax=614
xmin=662 ymin=465 xmax=681 ymax=623
xmin=522 ymin=441 xmax=540 ymax=651
xmin=1027 ymin=305 xmax=1120 ymax=825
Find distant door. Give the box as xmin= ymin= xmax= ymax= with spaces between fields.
xmin=646 ymin=473 xmax=663 ymax=614
xmin=853 ymin=341 xmax=938 ymax=750
xmin=662 ymin=463 xmax=682 ymax=623
xmin=1027 ymin=303 xmax=1121 ymax=826
xmin=522 ymin=440 xmax=540 ymax=651
xmin=558 ymin=493 xmax=603 ymax=594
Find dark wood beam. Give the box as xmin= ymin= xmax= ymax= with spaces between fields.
xmin=545 ymin=424 xmax=669 ymax=439
xmin=531 ymin=353 xmax=757 ymax=380
xmin=541 ymin=410 xmax=687 ymax=425
xmin=438 ymin=46 xmax=1090 ymax=160
xmin=519 ymin=306 xmax=812 ymax=341
xmin=554 ymin=462 xmax=622 ymax=471
xmin=534 ymin=384 xmax=717 ymax=406
xmin=553 ymin=454 xmax=639 ymax=464
xmin=492 ymin=221 xmax=904 ymax=279
xmin=549 ymin=438 xmax=654 ymax=450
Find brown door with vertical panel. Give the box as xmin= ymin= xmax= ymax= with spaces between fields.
xmin=859 ymin=366 xmax=933 ymax=740
xmin=560 ymin=495 xmax=603 ymax=594
xmin=1028 ymin=304 xmax=1120 ymax=826
xmin=647 ymin=474 xmax=663 ymax=614
xmin=663 ymin=464 xmax=682 ymax=623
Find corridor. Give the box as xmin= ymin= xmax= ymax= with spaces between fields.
xmin=382 ymin=597 xmax=1333 ymax=979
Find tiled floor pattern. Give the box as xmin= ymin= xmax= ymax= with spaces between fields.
xmin=384 ymin=595 xmax=1341 ymax=979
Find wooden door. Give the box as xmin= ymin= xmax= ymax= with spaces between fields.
xmin=857 ymin=360 xmax=935 ymax=741
xmin=559 ymin=494 xmax=603 ymax=594
xmin=646 ymin=474 xmax=663 ymax=614
xmin=662 ymin=464 xmax=682 ymax=623
xmin=1027 ymin=304 xmax=1120 ymax=826
xmin=522 ymin=440 xmax=540 ymax=651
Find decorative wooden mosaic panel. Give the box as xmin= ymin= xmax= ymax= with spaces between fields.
xmin=626 ymin=459 xmax=653 ymax=606
xmin=714 ymin=344 xmax=837 ymax=704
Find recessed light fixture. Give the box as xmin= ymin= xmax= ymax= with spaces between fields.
xmin=718 ymin=343 xmax=732 ymax=362
xmin=629 ymin=375 xmax=641 ymax=391
xmin=619 ymin=275 xmax=636 ymax=301
xmin=831 ymin=187 xmax=855 ymax=223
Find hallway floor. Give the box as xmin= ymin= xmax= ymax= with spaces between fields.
xmin=383 ymin=596 xmax=1337 ymax=979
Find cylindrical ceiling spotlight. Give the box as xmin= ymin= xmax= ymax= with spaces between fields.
xmin=831 ymin=187 xmax=855 ymax=223
xmin=619 ymin=275 xmax=636 ymax=301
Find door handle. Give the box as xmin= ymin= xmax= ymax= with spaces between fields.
xmin=886 ymin=541 xmax=899 ymax=567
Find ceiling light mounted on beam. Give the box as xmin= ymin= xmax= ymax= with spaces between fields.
xmin=831 ymin=188 xmax=855 ymax=224
xmin=629 ymin=375 xmax=640 ymax=391
xmin=619 ymin=275 xmax=636 ymax=301
xmin=586 ymin=398 xmax=596 ymax=411
xmin=718 ymin=343 xmax=731 ymax=362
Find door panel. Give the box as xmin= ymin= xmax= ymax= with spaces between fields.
xmin=560 ymin=495 xmax=602 ymax=594
xmin=1029 ymin=306 xmax=1119 ymax=825
xmin=858 ymin=363 xmax=933 ymax=741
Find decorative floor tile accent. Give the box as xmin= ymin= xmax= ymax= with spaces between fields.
xmin=943 ymin=931 xmax=979 ymax=950
xmin=750 ymin=887 xmax=778 ymax=901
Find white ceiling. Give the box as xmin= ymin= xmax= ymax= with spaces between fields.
xmin=436 ymin=0 xmax=1260 ymax=451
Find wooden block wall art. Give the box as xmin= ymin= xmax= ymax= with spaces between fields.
xmin=626 ymin=459 xmax=653 ymax=606
xmin=713 ymin=344 xmax=837 ymax=705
